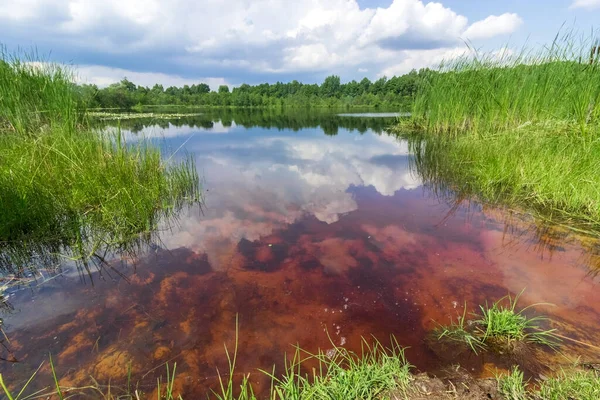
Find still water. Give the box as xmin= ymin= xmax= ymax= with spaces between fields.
xmin=2 ymin=111 xmax=600 ymax=397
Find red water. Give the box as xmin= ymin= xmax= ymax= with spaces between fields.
xmin=2 ymin=183 xmax=600 ymax=397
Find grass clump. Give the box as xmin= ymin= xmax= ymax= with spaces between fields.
xmin=497 ymin=366 xmax=600 ymax=400
xmin=538 ymin=368 xmax=600 ymax=400
xmin=497 ymin=366 xmax=528 ymax=400
xmin=408 ymin=130 xmax=600 ymax=232
xmin=476 ymin=291 xmax=559 ymax=350
xmin=0 ymin=49 xmax=84 ymax=135
xmin=436 ymin=302 xmax=486 ymax=354
xmin=435 ymin=291 xmax=560 ymax=354
xmin=265 ymin=338 xmax=411 ymax=400
xmin=0 ymin=50 xmax=201 ymax=274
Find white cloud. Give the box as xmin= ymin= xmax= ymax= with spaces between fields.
xmin=380 ymin=46 xmax=471 ymax=76
xmin=0 ymin=0 xmax=524 ymax=82
xmin=357 ymin=1 xmax=467 ymax=47
xmin=75 ymin=65 xmax=229 ymax=90
xmin=570 ymin=0 xmax=600 ymax=9
xmin=462 ymin=13 xmax=523 ymax=41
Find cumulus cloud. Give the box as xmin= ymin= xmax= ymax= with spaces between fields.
xmin=0 ymin=0 xmax=524 ymax=85
xmin=570 ymin=0 xmax=600 ymax=9
xmin=462 ymin=13 xmax=523 ymax=41
xmin=379 ymin=46 xmax=471 ymax=77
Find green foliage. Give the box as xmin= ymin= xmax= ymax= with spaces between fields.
xmin=92 ymin=107 xmax=400 ymax=135
xmin=264 ymin=338 xmax=411 ymax=400
xmin=0 ymin=49 xmax=84 ymax=135
xmin=434 ymin=291 xmax=559 ymax=354
xmin=0 ymin=50 xmax=201 ymax=274
xmin=497 ymin=366 xmax=528 ymax=400
xmin=0 ymin=335 xmax=411 ymax=399
xmin=81 ymin=71 xmax=429 ymax=111
xmin=497 ymin=366 xmax=600 ymax=400
xmin=435 ymin=302 xmax=486 ymax=354
xmin=407 ymin=122 xmax=600 ymax=233
xmin=475 ymin=291 xmax=559 ymax=349
xmin=402 ymin=33 xmax=600 ymax=233
xmin=538 ymin=368 xmax=600 ymax=400
xmin=211 ymin=317 xmax=411 ymax=400
xmin=409 ymin=32 xmax=600 ymax=137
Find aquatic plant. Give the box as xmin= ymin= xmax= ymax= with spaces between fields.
xmin=435 ymin=291 xmax=560 ymax=354
xmin=475 ymin=290 xmax=560 ymax=350
xmin=407 ymin=129 xmax=600 ymax=235
xmin=0 ymin=47 xmax=84 ymax=135
xmin=435 ymin=302 xmax=486 ymax=354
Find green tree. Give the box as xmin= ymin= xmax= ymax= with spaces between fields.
xmin=321 ymin=75 xmax=341 ymax=97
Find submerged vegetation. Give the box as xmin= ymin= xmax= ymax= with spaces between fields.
xmin=402 ymin=33 xmax=600 ymax=233
xmin=0 ymin=51 xmax=201 ymax=274
xmin=0 ymin=336 xmax=413 ymax=400
xmin=0 ymin=294 xmax=582 ymax=399
xmin=2 ymin=331 xmax=596 ymax=400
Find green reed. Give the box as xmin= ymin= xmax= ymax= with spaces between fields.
xmin=0 ymin=50 xmax=201 ymax=274
xmin=408 ymin=31 xmax=600 ymax=137
xmin=399 ymin=32 xmax=600 ymax=232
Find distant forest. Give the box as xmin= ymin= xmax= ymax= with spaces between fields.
xmin=77 ymin=69 xmax=433 ymax=110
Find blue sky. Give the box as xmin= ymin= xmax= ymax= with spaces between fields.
xmin=0 ymin=0 xmax=598 ymax=89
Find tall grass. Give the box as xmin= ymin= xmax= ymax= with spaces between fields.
xmin=409 ymin=31 xmax=600 ymax=137
xmin=0 ymin=50 xmax=201 ymax=274
xmin=538 ymin=368 xmax=600 ymax=400
xmin=0 ymin=48 xmax=83 ymax=135
xmin=402 ymin=32 xmax=600 ymax=232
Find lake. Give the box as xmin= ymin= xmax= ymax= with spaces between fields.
xmin=2 ymin=110 xmax=600 ymax=397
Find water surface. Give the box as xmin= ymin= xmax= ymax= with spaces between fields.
xmin=2 ymin=111 xmax=600 ymax=397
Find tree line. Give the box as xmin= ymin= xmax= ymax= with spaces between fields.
xmin=77 ymin=69 xmax=434 ymax=110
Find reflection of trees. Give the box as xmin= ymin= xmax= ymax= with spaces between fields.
xmin=93 ymin=108 xmax=397 ymax=134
